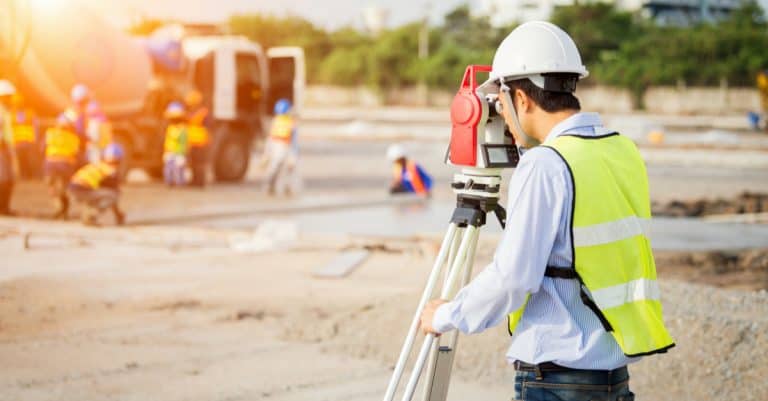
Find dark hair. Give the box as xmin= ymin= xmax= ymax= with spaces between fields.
xmin=505 ymin=75 xmax=581 ymax=113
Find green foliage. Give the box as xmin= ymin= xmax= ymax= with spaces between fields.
xmin=225 ymin=2 xmax=768 ymax=98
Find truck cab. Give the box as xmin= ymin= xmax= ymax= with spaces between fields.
xmin=136 ymin=27 xmax=305 ymax=182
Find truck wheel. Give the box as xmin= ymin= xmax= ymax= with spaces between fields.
xmin=214 ymin=134 xmax=250 ymax=182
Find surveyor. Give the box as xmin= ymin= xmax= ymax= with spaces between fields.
xmin=386 ymin=144 xmax=432 ymax=196
xmin=163 ymin=101 xmax=188 ymax=187
xmin=184 ymin=89 xmax=210 ymax=187
xmin=9 ymin=93 xmax=41 ymax=178
xmin=68 ymin=143 xmax=126 ymax=226
xmin=0 ymin=80 xmax=17 ymax=215
xmin=85 ymin=101 xmax=114 ymax=163
xmin=261 ymin=99 xmax=300 ymax=196
xmin=44 ymin=111 xmax=82 ymax=219
xmin=419 ymin=21 xmax=674 ymax=401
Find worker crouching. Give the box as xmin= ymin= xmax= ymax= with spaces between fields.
xmin=68 ymin=144 xmax=126 ymax=226
xmin=386 ymin=144 xmax=432 ymax=196
xmin=44 ymin=112 xmax=82 ymax=219
xmin=163 ymin=102 xmax=188 ymax=187
xmin=184 ymin=90 xmax=210 ymax=188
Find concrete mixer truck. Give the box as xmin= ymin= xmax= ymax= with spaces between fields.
xmin=0 ymin=1 xmax=305 ymax=182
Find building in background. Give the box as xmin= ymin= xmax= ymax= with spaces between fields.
xmin=643 ymin=0 xmax=746 ymax=26
xmin=478 ymin=0 xmax=746 ymax=26
xmin=363 ymin=6 xmax=390 ymax=35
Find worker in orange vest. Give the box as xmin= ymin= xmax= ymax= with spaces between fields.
xmin=261 ymin=99 xmax=300 ymax=196
xmin=44 ymin=111 xmax=82 ymax=219
xmin=184 ymin=89 xmax=210 ymax=187
xmin=68 ymin=143 xmax=125 ymax=226
xmin=9 ymin=93 xmax=40 ymax=178
xmin=386 ymin=144 xmax=432 ymax=196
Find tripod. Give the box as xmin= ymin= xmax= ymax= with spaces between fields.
xmin=383 ymin=167 xmax=506 ymax=401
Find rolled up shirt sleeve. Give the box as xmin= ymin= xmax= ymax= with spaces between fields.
xmin=432 ymin=147 xmax=569 ymax=334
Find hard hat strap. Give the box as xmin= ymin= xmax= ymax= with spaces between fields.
xmin=500 ymin=82 xmax=541 ymax=149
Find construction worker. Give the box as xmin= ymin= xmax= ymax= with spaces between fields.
xmin=68 ymin=84 xmax=91 ymax=166
xmin=68 ymin=143 xmax=126 ymax=226
xmin=756 ymin=70 xmax=768 ymax=131
xmin=419 ymin=22 xmax=674 ymax=401
xmin=163 ymin=101 xmax=188 ymax=186
xmin=85 ymin=101 xmax=114 ymax=163
xmin=261 ymin=99 xmax=299 ymax=196
xmin=0 ymin=80 xmax=17 ymax=215
xmin=386 ymin=144 xmax=432 ymax=196
xmin=10 ymin=93 xmax=41 ymax=178
xmin=44 ymin=111 xmax=82 ymax=219
xmin=184 ymin=89 xmax=210 ymax=187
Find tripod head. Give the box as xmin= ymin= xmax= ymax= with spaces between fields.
xmin=450 ymin=168 xmax=506 ymax=229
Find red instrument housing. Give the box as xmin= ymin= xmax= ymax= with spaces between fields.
xmin=449 ymin=65 xmax=491 ymax=167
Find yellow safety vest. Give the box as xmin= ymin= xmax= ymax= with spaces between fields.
xmin=71 ymin=162 xmax=116 ymax=189
xmin=45 ymin=127 xmax=81 ymax=163
xmin=12 ymin=110 xmax=36 ymax=144
xmin=270 ymin=115 xmax=294 ymax=142
xmin=188 ymin=108 xmax=210 ymax=147
xmin=507 ymin=133 xmax=675 ymax=357
xmin=164 ymin=124 xmax=188 ymax=155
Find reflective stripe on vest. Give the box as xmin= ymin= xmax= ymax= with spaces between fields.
xmin=72 ymin=162 xmax=115 ymax=189
xmin=270 ymin=115 xmax=294 ymax=142
xmin=406 ymin=161 xmax=427 ymax=194
xmin=45 ymin=127 xmax=80 ymax=163
xmin=507 ymin=133 xmax=675 ymax=357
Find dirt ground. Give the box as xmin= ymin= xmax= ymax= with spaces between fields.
xmin=1 ymin=219 xmax=766 ymax=401
xmin=2 ymin=138 xmax=768 ymax=400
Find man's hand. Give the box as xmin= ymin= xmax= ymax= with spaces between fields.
xmin=420 ymin=299 xmax=448 ymax=335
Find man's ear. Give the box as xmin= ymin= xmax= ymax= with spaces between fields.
xmin=514 ymin=88 xmax=531 ymax=113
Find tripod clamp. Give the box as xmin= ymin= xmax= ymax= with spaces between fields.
xmin=450 ymin=172 xmax=506 ymax=229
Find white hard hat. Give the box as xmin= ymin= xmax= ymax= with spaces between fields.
xmin=0 ymin=80 xmax=16 ymax=97
xmin=487 ymin=21 xmax=588 ymax=90
xmin=71 ymin=84 xmax=90 ymax=103
xmin=386 ymin=144 xmax=406 ymax=161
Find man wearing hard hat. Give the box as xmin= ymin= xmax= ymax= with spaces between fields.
xmin=386 ymin=144 xmax=432 ymax=196
xmin=0 ymin=80 xmax=18 ymax=215
xmin=419 ymin=22 xmax=673 ymax=400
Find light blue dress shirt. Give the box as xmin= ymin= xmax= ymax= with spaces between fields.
xmin=432 ymin=112 xmax=637 ymax=370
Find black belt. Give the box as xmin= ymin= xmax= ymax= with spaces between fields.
xmin=514 ymin=361 xmax=573 ymax=373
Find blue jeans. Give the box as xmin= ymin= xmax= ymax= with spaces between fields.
xmin=513 ymin=366 xmax=634 ymax=401
xmin=163 ymin=158 xmax=185 ymax=186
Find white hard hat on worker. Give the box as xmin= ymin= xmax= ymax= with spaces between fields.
xmin=480 ymin=21 xmax=587 ymax=148
xmin=0 ymin=80 xmax=16 ymax=97
xmin=481 ymin=21 xmax=588 ymax=92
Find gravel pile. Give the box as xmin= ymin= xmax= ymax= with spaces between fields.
xmin=285 ymin=281 xmax=768 ymax=401
xmin=652 ymin=192 xmax=768 ymax=217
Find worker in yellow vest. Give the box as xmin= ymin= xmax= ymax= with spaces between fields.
xmin=9 ymin=93 xmax=40 ymax=178
xmin=44 ymin=111 xmax=82 ymax=219
xmin=261 ymin=98 xmax=300 ymax=196
xmin=184 ymin=90 xmax=210 ymax=187
xmin=0 ymin=80 xmax=17 ymax=215
xmin=418 ymin=22 xmax=673 ymax=401
xmin=68 ymin=143 xmax=125 ymax=226
xmin=163 ymin=102 xmax=188 ymax=186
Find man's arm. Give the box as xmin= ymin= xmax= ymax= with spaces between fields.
xmin=424 ymin=147 xmax=570 ymax=335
